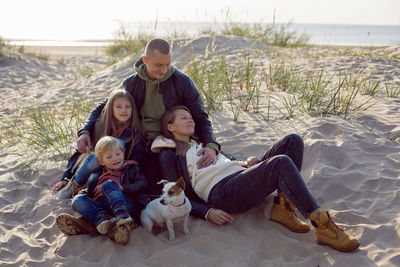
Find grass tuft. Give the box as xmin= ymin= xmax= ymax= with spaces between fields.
xmin=385 ymin=83 xmax=400 ymax=98
xmin=105 ymin=23 xmax=154 ymax=63
xmin=0 ymin=99 xmax=93 ymax=173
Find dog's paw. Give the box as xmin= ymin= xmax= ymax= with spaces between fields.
xmin=183 ymin=229 xmax=191 ymax=235
xmin=168 ymin=234 xmax=176 ymax=241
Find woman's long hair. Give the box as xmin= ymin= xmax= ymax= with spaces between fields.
xmin=161 ymin=105 xmax=196 ymax=156
xmin=93 ymin=89 xmax=144 ymax=157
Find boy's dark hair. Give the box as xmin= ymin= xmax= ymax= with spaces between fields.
xmin=145 ymin=38 xmax=171 ymax=56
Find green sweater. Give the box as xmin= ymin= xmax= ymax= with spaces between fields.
xmin=135 ymin=58 xmax=176 ymax=140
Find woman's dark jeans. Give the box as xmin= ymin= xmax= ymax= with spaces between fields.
xmin=208 ymin=134 xmax=320 ymax=218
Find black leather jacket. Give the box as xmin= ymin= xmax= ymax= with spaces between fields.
xmin=158 ymin=148 xmax=211 ymax=219
xmin=79 ymin=69 xmax=220 ymax=149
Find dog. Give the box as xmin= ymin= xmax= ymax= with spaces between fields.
xmin=140 ymin=177 xmax=192 ymax=240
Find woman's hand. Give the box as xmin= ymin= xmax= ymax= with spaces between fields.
xmin=206 ymin=208 xmax=233 ymax=226
xmin=51 ymin=180 xmax=68 ymax=191
xmin=77 ymin=134 xmax=92 ymax=153
xmin=246 ymin=156 xmax=260 ymax=167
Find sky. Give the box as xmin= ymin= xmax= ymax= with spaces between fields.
xmin=1 ymin=0 xmax=399 ymax=40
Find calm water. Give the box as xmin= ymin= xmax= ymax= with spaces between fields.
xmin=9 ymin=22 xmax=400 ymax=47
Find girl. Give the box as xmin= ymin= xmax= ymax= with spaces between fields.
xmin=55 ymin=89 xmax=145 ymax=199
xmin=151 ymin=105 xmax=360 ymax=253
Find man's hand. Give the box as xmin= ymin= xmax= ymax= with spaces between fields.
xmin=197 ymin=147 xmax=217 ymax=169
xmin=51 ymin=180 xmax=68 ymax=191
xmin=206 ymin=208 xmax=234 ymax=226
xmin=77 ymin=134 xmax=92 ymax=153
xmin=246 ymin=156 xmax=260 ymax=167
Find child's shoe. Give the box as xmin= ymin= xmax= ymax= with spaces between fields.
xmin=270 ymin=192 xmax=310 ymax=233
xmin=107 ymin=224 xmax=131 ymax=245
xmin=311 ymin=210 xmax=360 ymax=252
xmin=114 ymin=206 xmax=133 ymax=226
xmin=58 ymin=178 xmax=80 ymax=200
xmin=95 ymin=214 xmax=115 ymax=235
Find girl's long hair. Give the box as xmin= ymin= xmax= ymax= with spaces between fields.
xmin=161 ymin=105 xmax=196 ymax=156
xmin=93 ymin=89 xmax=144 ymax=157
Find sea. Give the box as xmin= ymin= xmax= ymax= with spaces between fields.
xmin=8 ymin=22 xmax=400 ymax=47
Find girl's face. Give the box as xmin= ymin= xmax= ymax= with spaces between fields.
xmin=113 ymin=97 xmax=132 ymax=123
xmin=167 ymin=109 xmax=195 ymax=141
xmin=100 ymin=147 xmax=124 ymax=170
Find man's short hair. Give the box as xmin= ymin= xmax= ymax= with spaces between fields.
xmin=145 ymin=38 xmax=171 ymax=57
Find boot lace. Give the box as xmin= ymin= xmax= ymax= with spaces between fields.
xmin=327 ymin=215 xmax=343 ymax=233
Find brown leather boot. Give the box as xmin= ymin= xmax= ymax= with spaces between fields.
xmin=312 ymin=210 xmax=360 ymax=252
xmin=56 ymin=213 xmax=98 ymax=235
xmin=270 ymin=192 xmax=310 ymax=233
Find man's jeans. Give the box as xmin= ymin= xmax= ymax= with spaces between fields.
xmin=72 ymin=180 xmax=134 ymax=225
xmin=208 ymin=134 xmax=320 ymax=218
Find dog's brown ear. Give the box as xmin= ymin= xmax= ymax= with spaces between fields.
xmin=176 ymin=176 xmax=185 ymax=190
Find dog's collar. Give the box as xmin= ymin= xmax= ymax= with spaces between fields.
xmin=171 ymin=198 xmax=186 ymax=207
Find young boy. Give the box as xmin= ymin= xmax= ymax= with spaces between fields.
xmin=71 ymin=136 xmax=147 ymax=236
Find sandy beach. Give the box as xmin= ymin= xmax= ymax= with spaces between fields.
xmin=1 ymin=36 xmax=400 ymax=266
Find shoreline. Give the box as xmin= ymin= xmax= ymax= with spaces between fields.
xmin=21 ymin=45 xmax=107 ymax=56
xmin=18 ymin=42 xmax=400 ymax=58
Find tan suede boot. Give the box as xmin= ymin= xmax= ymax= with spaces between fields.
xmin=56 ymin=213 xmax=98 ymax=235
xmin=269 ymin=192 xmax=310 ymax=233
xmin=312 ymin=210 xmax=360 ymax=252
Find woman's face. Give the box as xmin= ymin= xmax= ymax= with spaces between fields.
xmin=113 ymin=97 xmax=132 ymax=123
xmin=167 ymin=109 xmax=195 ymax=139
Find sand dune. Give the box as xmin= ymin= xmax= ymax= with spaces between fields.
xmin=0 ymin=36 xmax=400 ymax=266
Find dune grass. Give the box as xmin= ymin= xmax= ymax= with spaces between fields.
xmin=105 ymin=16 xmax=309 ymax=64
xmin=0 ymin=37 xmax=50 ymax=62
xmin=187 ymin=51 xmax=378 ymax=121
xmin=0 ymin=99 xmax=93 ymax=173
xmin=105 ymin=23 xmax=154 ymax=63
xmin=221 ymin=22 xmax=309 ymax=47
xmin=0 ymin=36 xmax=10 ymax=61
xmin=385 ymin=83 xmax=400 ymax=98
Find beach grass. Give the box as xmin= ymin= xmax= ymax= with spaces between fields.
xmin=0 ymin=99 xmax=93 ymax=173
xmin=221 ymin=22 xmax=309 ymax=47
xmin=105 ymin=23 xmax=154 ymax=63
xmin=0 ymin=36 xmax=10 ymax=61
xmin=0 ymin=38 xmax=50 ymax=62
xmin=16 ymin=45 xmax=50 ymax=61
xmin=105 ymin=17 xmax=309 ymax=64
xmin=385 ymin=83 xmax=400 ymax=98
xmin=187 ymin=51 xmax=377 ymax=120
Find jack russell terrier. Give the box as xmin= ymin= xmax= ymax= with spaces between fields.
xmin=140 ymin=177 xmax=192 ymax=240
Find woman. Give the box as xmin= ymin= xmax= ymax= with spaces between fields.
xmin=151 ymin=105 xmax=360 ymax=252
